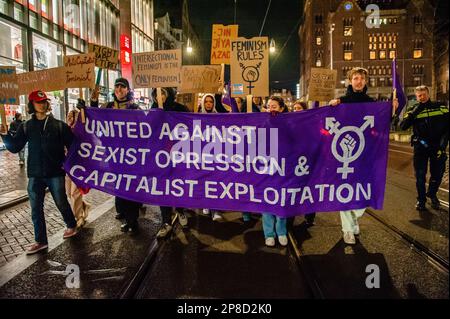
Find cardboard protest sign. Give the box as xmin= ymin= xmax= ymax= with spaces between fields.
xmin=132 ymin=49 xmax=182 ymax=88
xmin=177 ymin=93 xmax=197 ymax=112
xmin=210 ymin=24 xmax=239 ymax=65
xmin=17 ymin=64 xmax=95 ymax=94
xmin=179 ymin=65 xmax=222 ymax=93
xmin=88 ymin=43 xmax=119 ymax=70
xmin=0 ymin=66 xmax=19 ymax=105
xmin=230 ymin=37 xmax=269 ymax=97
xmin=307 ymin=68 xmax=337 ymax=102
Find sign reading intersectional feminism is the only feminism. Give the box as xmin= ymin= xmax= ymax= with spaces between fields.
xmin=308 ymin=68 xmax=338 ymax=102
xmin=132 ymin=49 xmax=182 ymax=88
xmin=210 ymin=24 xmax=239 ymax=65
xmin=230 ymin=37 xmax=269 ymax=97
xmin=64 ymin=102 xmax=392 ymax=217
xmin=0 ymin=66 xmax=19 ymax=105
xmin=88 ymin=43 xmax=119 ymax=70
xmin=179 ymin=65 xmax=222 ymax=93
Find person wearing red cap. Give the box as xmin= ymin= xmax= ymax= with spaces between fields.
xmin=0 ymin=90 xmax=78 ymax=255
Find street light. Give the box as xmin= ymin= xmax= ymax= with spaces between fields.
xmin=329 ymin=23 xmax=335 ymax=69
xmin=270 ymin=38 xmax=276 ymax=53
xmin=186 ymin=38 xmax=193 ymax=54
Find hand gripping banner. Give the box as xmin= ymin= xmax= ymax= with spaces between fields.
xmin=64 ymin=102 xmax=391 ymax=217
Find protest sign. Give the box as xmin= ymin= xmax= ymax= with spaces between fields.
xmin=132 ymin=49 xmax=182 ymax=88
xmin=0 ymin=66 xmax=19 ymax=105
xmin=308 ymin=68 xmax=337 ymax=102
xmin=179 ymin=65 xmax=222 ymax=93
xmin=88 ymin=43 xmax=119 ymax=70
xmin=230 ymin=37 xmax=269 ymax=97
xmin=210 ymin=24 xmax=239 ymax=65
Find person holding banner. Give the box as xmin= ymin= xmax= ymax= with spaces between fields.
xmin=329 ymin=67 xmax=399 ymax=245
xmin=83 ymin=77 xmax=143 ymax=234
xmin=292 ymin=101 xmax=316 ymax=227
xmin=8 ymin=112 xmax=26 ymax=165
xmin=399 ymin=85 xmax=449 ymax=211
xmin=262 ymin=96 xmax=289 ymax=247
xmin=0 ymin=90 xmax=78 ymax=254
xmin=328 ymin=68 xmax=373 ymax=244
xmin=150 ymin=87 xmax=191 ymax=238
xmin=200 ymin=93 xmax=224 ymax=221
xmin=65 ymin=109 xmax=91 ymax=228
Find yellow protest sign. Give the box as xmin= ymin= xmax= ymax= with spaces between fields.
xmin=210 ymin=24 xmax=239 ymax=65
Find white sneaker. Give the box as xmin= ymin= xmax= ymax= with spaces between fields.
xmin=212 ymin=212 xmax=223 ymax=221
xmin=278 ymin=235 xmax=288 ymax=246
xmin=343 ymin=231 xmax=356 ymax=245
xmin=178 ymin=212 xmax=188 ymax=227
xmin=265 ymin=237 xmax=275 ymax=247
xmin=202 ymin=208 xmax=210 ymax=215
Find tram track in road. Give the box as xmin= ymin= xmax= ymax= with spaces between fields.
xmin=288 ymin=230 xmax=325 ymax=299
xmin=365 ymin=208 xmax=449 ymax=275
xmin=118 ymin=214 xmax=179 ymax=299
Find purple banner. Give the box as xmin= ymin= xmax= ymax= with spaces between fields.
xmin=64 ymin=102 xmax=391 ymax=217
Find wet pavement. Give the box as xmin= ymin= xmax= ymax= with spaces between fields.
xmin=0 ymin=141 xmax=448 ymax=299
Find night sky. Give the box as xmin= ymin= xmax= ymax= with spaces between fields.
xmin=157 ymin=0 xmax=303 ymax=93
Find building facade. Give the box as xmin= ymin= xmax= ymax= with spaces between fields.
xmin=0 ymin=0 xmax=154 ymax=121
xmin=299 ymin=0 xmax=438 ymax=104
xmin=154 ymin=12 xmax=182 ymax=50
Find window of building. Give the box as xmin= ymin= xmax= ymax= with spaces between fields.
xmin=315 ymin=58 xmax=322 ymax=67
xmin=28 ymin=0 xmax=37 ymax=12
xmin=344 ymin=52 xmax=352 ymax=61
xmin=32 ymin=33 xmax=63 ymax=70
xmin=315 ymin=15 xmax=323 ymax=24
xmin=389 ymin=50 xmax=396 ymax=59
xmin=413 ymin=48 xmax=423 ymax=58
xmin=14 ymin=2 xmax=24 ymax=22
xmin=343 ymin=18 xmax=353 ymax=36
xmin=316 ymin=37 xmax=322 ymax=45
xmin=42 ymin=18 xmax=50 ymax=35
xmin=41 ymin=0 xmax=49 ymax=19
xmin=414 ymin=76 xmax=422 ymax=86
xmin=29 ymin=11 xmax=38 ymax=29
xmin=379 ymin=50 xmax=386 ymax=59
xmin=414 ymin=16 xmax=422 ymax=33
xmin=0 ymin=0 xmax=7 ymax=15
xmin=413 ymin=39 xmax=423 ymax=58
xmin=370 ymin=51 xmax=376 ymax=60
xmin=370 ymin=77 xmax=376 ymax=87
xmin=52 ymin=0 xmax=60 ymax=24
xmin=379 ymin=77 xmax=386 ymax=86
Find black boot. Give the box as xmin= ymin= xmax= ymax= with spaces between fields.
xmin=415 ymin=201 xmax=427 ymax=211
xmin=120 ymin=222 xmax=129 ymax=232
xmin=128 ymin=220 xmax=139 ymax=235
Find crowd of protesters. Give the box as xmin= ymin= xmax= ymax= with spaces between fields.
xmin=0 ymin=66 xmax=448 ymax=254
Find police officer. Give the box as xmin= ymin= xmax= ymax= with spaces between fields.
xmin=399 ymin=85 xmax=449 ymax=211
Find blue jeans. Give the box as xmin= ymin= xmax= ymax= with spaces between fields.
xmin=28 ymin=176 xmax=77 ymax=244
xmin=262 ymin=213 xmax=287 ymax=238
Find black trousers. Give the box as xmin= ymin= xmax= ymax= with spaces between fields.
xmin=413 ymin=147 xmax=447 ymax=202
xmin=115 ymin=197 xmax=142 ymax=225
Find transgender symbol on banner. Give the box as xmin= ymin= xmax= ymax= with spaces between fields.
xmin=326 ymin=116 xmax=375 ymax=179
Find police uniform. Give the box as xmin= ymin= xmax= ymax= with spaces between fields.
xmin=400 ymin=100 xmax=449 ymax=210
